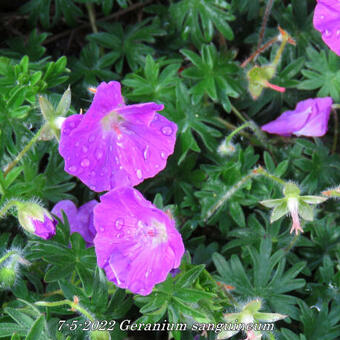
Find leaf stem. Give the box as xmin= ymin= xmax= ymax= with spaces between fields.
xmin=35 ymin=299 xmax=95 ymax=321
xmin=0 ymin=199 xmax=18 ymax=219
xmin=257 ymin=0 xmax=275 ymax=50
xmin=86 ymin=3 xmax=98 ymax=34
xmin=332 ymin=108 xmax=338 ymax=154
xmin=0 ymin=250 xmax=18 ymax=266
xmin=230 ymin=104 xmax=248 ymax=123
xmin=3 ymin=126 xmax=45 ymax=178
xmin=205 ymin=170 xmax=256 ymax=222
xmin=226 ymin=122 xmax=251 ymax=143
xmin=253 ymin=166 xmax=286 ymax=185
xmin=284 ymin=234 xmax=299 ymax=252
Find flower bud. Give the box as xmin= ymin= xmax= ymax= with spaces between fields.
xmin=0 ymin=266 xmax=16 ymax=289
xmin=218 ymin=139 xmax=236 ymax=156
xmin=16 ymin=202 xmax=56 ymax=239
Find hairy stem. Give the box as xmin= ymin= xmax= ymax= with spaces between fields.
xmin=3 ymin=126 xmax=45 ymax=177
xmin=205 ymin=171 xmax=257 ymax=222
xmin=257 ymin=0 xmax=275 ymax=50
xmin=35 ymin=299 xmax=95 ymax=321
xmin=332 ymin=109 xmax=338 ymax=154
xmin=253 ymin=166 xmax=286 ymax=185
xmin=0 ymin=199 xmax=18 ymax=219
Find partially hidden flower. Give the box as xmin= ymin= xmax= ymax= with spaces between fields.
xmin=59 ymin=81 xmax=177 ymax=192
xmin=93 ymin=187 xmax=184 ymax=296
xmin=261 ymin=97 xmax=333 ymax=137
xmin=52 ymin=200 xmax=97 ymax=247
xmin=217 ymin=298 xmax=287 ymax=339
xmin=16 ymin=202 xmax=56 ymax=240
xmin=260 ymin=183 xmax=328 ymax=235
xmin=313 ymin=0 xmax=340 ymax=56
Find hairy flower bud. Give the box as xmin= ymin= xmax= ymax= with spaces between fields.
xmin=16 ymin=202 xmax=56 ymax=239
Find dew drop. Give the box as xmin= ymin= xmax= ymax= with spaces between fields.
xmin=75 ymin=142 xmax=80 ymax=147
xmin=320 ymin=15 xmax=325 ymax=20
xmin=115 ymin=218 xmax=124 ymax=230
xmin=109 ymin=145 xmax=113 ymax=151
xmin=89 ymin=135 xmax=95 ymax=143
xmin=160 ymin=151 xmax=166 ymax=159
xmin=337 ymin=29 xmax=340 ymax=37
xmin=136 ymin=169 xmax=142 ymax=179
xmin=82 ymin=146 xmax=88 ymax=153
xmin=100 ymin=226 xmax=105 ymax=232
xmin=116 ymin=232 xmax=124 ymax=238
xmin=143 ymin=146 xmax=149 ymax=160
xmin=91 ymin=171 xmax=96 ymax=176
xmin=81 ymin=159 xmax=90 ymax=167
xmin=324 ymin=29 xmax=332 ymax=37
xmin=155 ymin=164 xmax=160 ymax=169
xmin=161 ymin=126 xmax=173 ymax=136
xmin=69 ymin=122 xmax=75 ymax=128
xmin=90 ymin=185 xmax=96 ymax=190
xmin=96 ymin=150 xmax=103 ymax=160
xmin=68 ymin=166 xmax=77 ymax=172
xmin=63 ymin=128 xmax=70 ymax=135
xmin=119 ymin=166 xmax=123 ymax=170
xmin=115 ymin=156 xmax=119 ymax=164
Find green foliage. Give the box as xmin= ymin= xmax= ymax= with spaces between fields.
xmin=170 ymin=0 xmax=235 ymax=46
xmin=181 ymin=44 xmax=242 ymax=111
xmin=1 ymin=0 xmax=340 ymax=339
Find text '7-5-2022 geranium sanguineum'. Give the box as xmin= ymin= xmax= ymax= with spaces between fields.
xmin=93 ymin=187 xmax=185 ymax=296
xmin=58 ymin=81 xmax=177 ymax=192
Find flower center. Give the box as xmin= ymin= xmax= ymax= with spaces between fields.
xmin=101 ymin=111 xmax=124 ymax=136
xmin=137 ymin=219 xmax=168 ymax=247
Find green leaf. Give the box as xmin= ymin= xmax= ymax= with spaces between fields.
xmin=25 ymin=315 xmax=45 ymax=340
xmin=175 ymin=265 xmax=205 ymax=288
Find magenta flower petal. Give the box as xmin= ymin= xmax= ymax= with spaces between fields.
xmin=59 ymin=81 xmax=177 ymax=192
xmin=261 ymin=97 xmax=333 ymax=137
xmin=31 ymin=215 xmax=57 ymax=240
xmin=93 ymin=187 xmax=184 ymax=296
xmin=313 ymin=0 xmax=340 ymax=56
xmin=52 ymin=200 xmax=98 ymax=246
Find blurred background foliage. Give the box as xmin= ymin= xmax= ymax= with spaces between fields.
xmin=0 ymin=0 xmax=339 ymax=339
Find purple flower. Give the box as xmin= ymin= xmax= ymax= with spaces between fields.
xmin=52 ymin=200 xmax=97 ymax=246
xmin=261 ymin=97 xmax=333 ymax=137
xmin=313 ymin=0 xmax=340 ymax=56
xmin=17 ymin=203 xmax=56 ymax=240
xmin=93 ymin=187 xmax=184 ymax=296
xmin=59 ymin=81 xmax=177 ymax=192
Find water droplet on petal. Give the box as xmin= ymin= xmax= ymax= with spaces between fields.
xmin=161 ymin=126 xmax=173 ymax=136
xmin=100 ymin=226 xmax=105 ymax=232
xmin=81 ymin=159 xmax=90 ymax=167
xmin=324 ymin=29 xmax=332 ymax=37
xmin=63 ymin=129 xmax=70 ymax=135
xmin=69 ymin=122 xmax=75 ymax=128
xmin=109 ymin=145 xmax=113 ymax=151
xmin=82 ymin=146 xmax=88 ymax=153
xmin=75 ymin=142 xmax=80 ymax=147
xmin=320 ymin=15 xmax=325 ymax=20
xmin=136 ymin=169 xmax=142 ymax=179
xmin=89 ymin=135 xmax=95 ymax=143
xmin=155 ymin=164 xmax=159 ymax=169
xmin=90 ymin=185 xmax=96 ymax=190
xmin=143 ymin=146 xmax=149 ymax=160
xmin=115 ymin=218 xmax=124 ymax=230
xmin=160 ymin=151 xmax=166 ymax=159
xmin=68 ymin=166 xmax=77 ymax=172
xmin=116 ymin=232 xmax=124 ymax=238
xmin=96 ymin=150 xmax=103 ymax=160
xmin=115 ymin=156 xmax=119 ymax=164
xmin=91 ymin=171 xmax=96 ymax=176
xmin=337 ymin=30 xmax=340 ymax=37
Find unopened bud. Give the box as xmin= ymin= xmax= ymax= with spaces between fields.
xmin=16 ymin=202 xmax=56 ymax=240
xmin=0 ymin=266 xmax=16 ymax=289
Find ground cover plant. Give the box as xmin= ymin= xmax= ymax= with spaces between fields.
xmin=0 ymin=0 xmax=339 ymax=339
